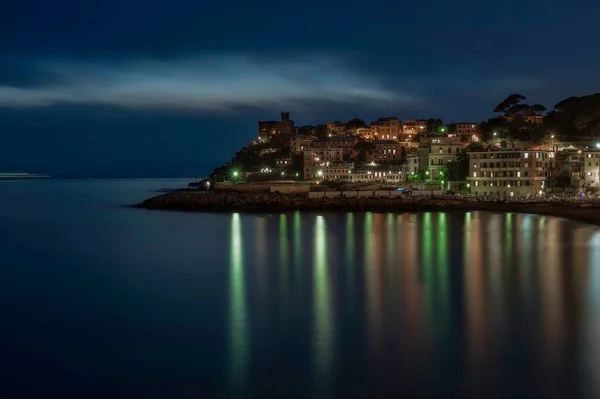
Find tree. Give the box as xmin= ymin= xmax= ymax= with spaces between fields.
xmin=345 ymin=118 xmax=368 ymax=135
xmin=400 ymin=146 xmax=407 ymax=163
xmin=530 ymin=104 xmax=547 ymax=115
xmin=493 ymin=94 xmax=526 ymax=114
xmin=546 ymin=171 xmax=572 ymax=193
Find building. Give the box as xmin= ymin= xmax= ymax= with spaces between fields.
xmin=311 ymin=136 xmax=358 ymax=156
xmin=403 ymin=155 xmax=420 ymax=174
xmin=319 ymin=162 xmax=355 ymax=181
xmin=467 ymin=150 xmax=556 ymax=197
xmin=275 ymin=157 xmax=292 ymax=169
xmin=402 ymin=120 xmax=427 ymax=141
xmin=303 ymin=148 xmax=344 ymax=179
xmin=357 ymin=126 xmax=377 ymax=140
xmin=455 ymin=123 xmax=481 ymax=142
xmin=505 ymin=114 xmax=543 ymax=124
xmin=402 ymin=146 xmax=430 ymax=174
xmin=350 ymin=169 xmax=404 ymax=183
xmin=366 ymin=140 xmax=403 ymax=163
xmin=258 ymin=111 xmax=295 ymax=144
xmin=426 ymin=139 xmax=463 ymax=179
xmin=370 ymin=117 xmax=401 ymax=141
xmin=290 ymin=134 xmax=314 ymax=153
xmin=326 ymin=121 xmax=346 ymax=135
xmin=583 ymin=150 xmax=600 ymax=186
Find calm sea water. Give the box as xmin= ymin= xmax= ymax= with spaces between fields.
xmin=1 ymin=179 xmax=600 ymax=398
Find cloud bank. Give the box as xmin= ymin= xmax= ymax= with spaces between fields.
xmin=0 ymin=55 xmax=412 ymax=112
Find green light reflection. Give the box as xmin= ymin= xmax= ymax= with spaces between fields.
xmin=313 ymin=216 xmax=333 ymax=387
xmin=228 ymin=213 xmax=248 ymax=391
xmin=346 ymin=213 xmax=355 ymax=289
xmin=279 ymin=214 xmax=289 ymax=297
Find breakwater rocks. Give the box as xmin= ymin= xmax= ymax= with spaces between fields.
xmin=134 ymin=191 xmax=600 ymax=225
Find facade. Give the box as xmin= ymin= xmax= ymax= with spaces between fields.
xmin=350 ymin=170 xmax=403 ymax=183
xmin=326 ymin=121 xmax=346 ymax=135
xmin=311 ymin=136 xmax=358 ymax=156
xmin=320 ymin=162 xmax=355 ymax=181
xmin=583 ymin=150 xmax=600 ymax=186
xmin=505 ymin=114 xmax=543 ymax=124
xmin=290 ymin=134 xmax=314 ymax=153
xmin=366 ymin=140 xmax=403 ymax=163
xmin=403 ymin=155 xmax=420 ymax=174
xmin=467 ymin=150 xmax=556 ymax=197
xmin=358 ymin=127 xmax=376 ymax=140
xmin=303 ymin=148 xmax=344 ymax=179
xmin=275 ymin=157 xmax=292 ymax=169
xmin=455 ymin=123 xmax=481 ymax=142
xmin=370 ymin=117 xmax=401 ymax=141
xmin=423 ymin=138 xmax=463 ymax=179
xmin=258 ymin=111 xmax=295 ymax=144
xmin=402 ymin=120 xmax=427 ymax=141
xmin=402 ymin=146 xmax=430 ymax=174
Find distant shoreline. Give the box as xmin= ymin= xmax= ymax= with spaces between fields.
xmin=134 ymin=191 xmax=600 ymax=227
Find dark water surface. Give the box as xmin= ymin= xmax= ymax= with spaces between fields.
xmin=1 ymin=179 xmax=600 ymax=398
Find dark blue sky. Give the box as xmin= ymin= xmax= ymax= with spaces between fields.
xmin=1 ymin=0 xmax=599 ymax=176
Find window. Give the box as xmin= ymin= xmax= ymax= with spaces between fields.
xmin=517 ymin=172 xmax=521 ymax=177
xmin=524 ymin=153 xmax=529 ymax=159
xmin=473 ymin=172 xmax=477 ymax=177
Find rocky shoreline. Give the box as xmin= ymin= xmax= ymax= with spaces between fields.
xmin=134 ymin=191 xmax=600 ymax=226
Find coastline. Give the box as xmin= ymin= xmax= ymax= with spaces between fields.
xmin=135 ymin=191 xmax=600 ymax=227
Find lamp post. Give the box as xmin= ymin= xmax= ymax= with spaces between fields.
xmin=232 ymin=171 xmax=239 ymax=185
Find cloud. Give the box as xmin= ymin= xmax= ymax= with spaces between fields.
xmin=0 ymin=55 xmax=413 ymax=112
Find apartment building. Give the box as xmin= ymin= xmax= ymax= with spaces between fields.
xmin=311 ymin=136 xmax=358 ymax=156
xmin=366 ymin=140 xmax=403 ymax=163
xmin=326 ymin=121 xmax=346 ymax=135
xmin=583 ymin=150 xmax=600 ymax=186
xmin=426 ymin=139 xmax=463 ymax=179
xmin=455 ymin=123 xmax=480 ymax=142
xmin=350 ymin=170 xmax=403 ymax=183
xmin=402 ymin=120 xmax=427 ymax=141
xmin=370 ymin=117 xmax=401 ymax=141
xmin=320 ymin=162 xmax=355 ymax=181
xmin=275 ymin=157 xmax=292 ymax=169
xmin=402 ymin=146 xmax=430 ymax=174
xmin=303 ymin=148 xmax=344 ymax=179
xmin=467 ymin=150 xmax=555 ymax=197
xmin=290 ymin=134 xmax=314 ymax=153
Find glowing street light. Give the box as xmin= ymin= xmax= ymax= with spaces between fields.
xmin=596 ymin=143 xmax=600 ymax=149
xmin=317 ymin=170 xmax=323 ymax=177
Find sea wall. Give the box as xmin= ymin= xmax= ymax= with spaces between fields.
xmin=134 ymin=191 xmax=600 ymax=226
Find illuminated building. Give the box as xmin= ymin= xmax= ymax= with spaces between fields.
xmin=467 ymin=150 xmax=556 ymax=197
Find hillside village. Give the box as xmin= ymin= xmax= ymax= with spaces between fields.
xmin=209 ymin=93 xmax=600 ymax=198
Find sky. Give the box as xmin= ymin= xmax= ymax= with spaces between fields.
xmin=1 ymin=0 xmax=599 ymax=177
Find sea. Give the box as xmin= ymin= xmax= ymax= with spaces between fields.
xmin=1 ymin=178 xmax=600 ymax=398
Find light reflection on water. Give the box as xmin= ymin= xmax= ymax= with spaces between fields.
xmin=227 ymin=211 xmax=600 ymax=397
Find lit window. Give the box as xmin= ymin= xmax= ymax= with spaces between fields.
xmin=473 ymin=172 xmax=477 ymax=177
xmin=524 ymin=153 xmax=529 ymax=159
xmin=517 ymin=172 xmax=521 ymax=177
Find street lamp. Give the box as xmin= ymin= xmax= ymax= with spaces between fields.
xmin=596 ymin=143 xmax=600 ymax=149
